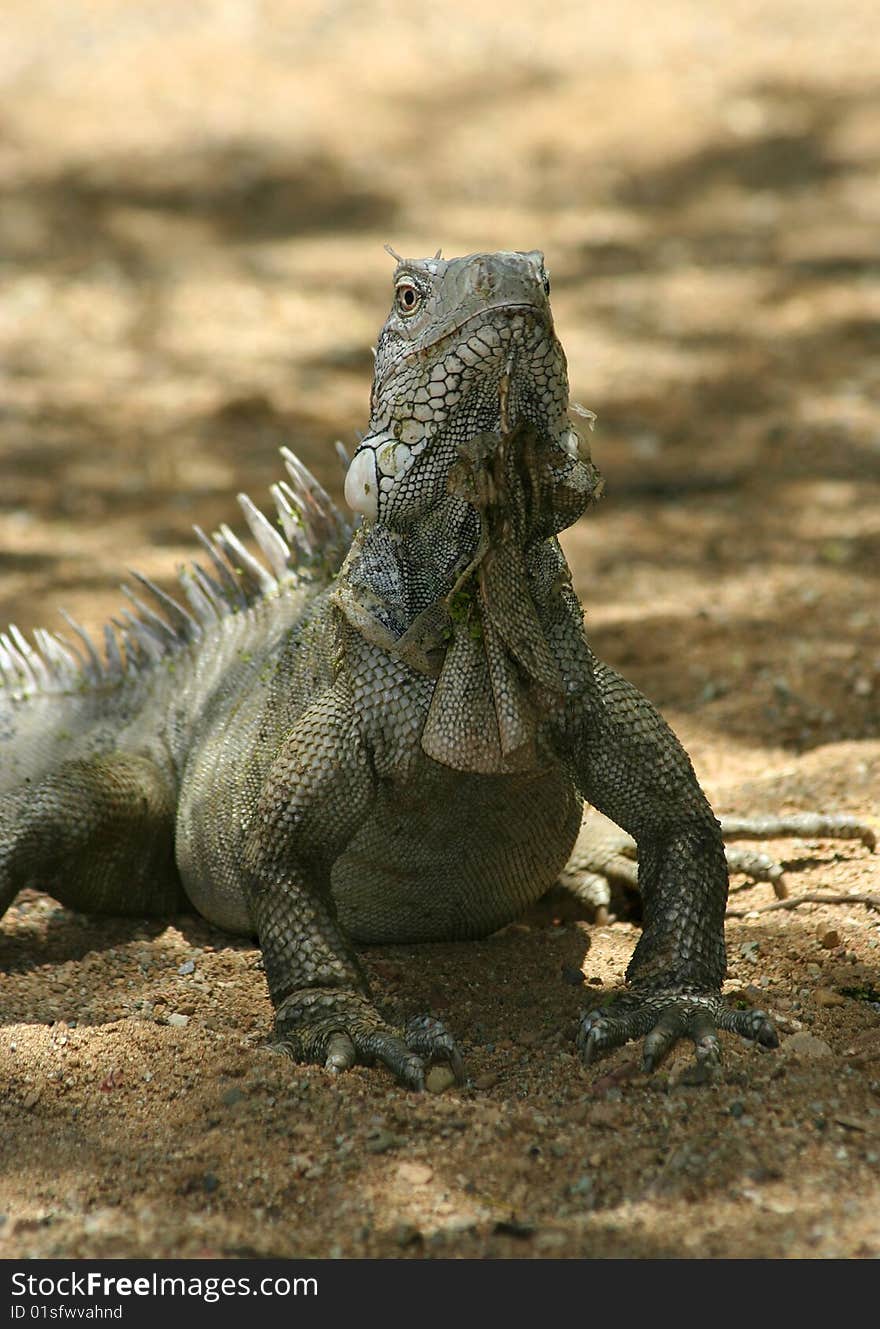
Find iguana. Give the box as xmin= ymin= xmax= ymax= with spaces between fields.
xmin=0 ymin=249 xmax=873 ymax=1088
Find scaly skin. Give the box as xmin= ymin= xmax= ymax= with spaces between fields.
xmin=1 ymin=250 xmax=874 ymax=1086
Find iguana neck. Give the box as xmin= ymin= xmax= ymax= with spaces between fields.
xmin=332 ymin=424 xmax=602 ymax=773
xmin=338 ymin=492 xmax=480 ymax=640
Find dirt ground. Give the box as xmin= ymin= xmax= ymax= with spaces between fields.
xmin=1 ymin=1 xmax=879 ymax=1260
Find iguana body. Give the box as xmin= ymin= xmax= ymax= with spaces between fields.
xmin=0 ymin=251 xmax=873 ymax=1085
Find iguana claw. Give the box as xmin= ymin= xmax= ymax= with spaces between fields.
xmin=405 ymin=1014 xmax=466 ymax=1083
xmin=577 ymin=991 xmax=778 ymax=1072
xmin=269 ymin=989 xmax=463 ymax=1089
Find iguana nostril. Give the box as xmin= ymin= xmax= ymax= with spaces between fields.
xmin=473 ymin=257 xmax=494 ymax=294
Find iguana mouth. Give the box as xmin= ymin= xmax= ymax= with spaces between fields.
xmin=404 ymin=299 xmax=550 ymax=348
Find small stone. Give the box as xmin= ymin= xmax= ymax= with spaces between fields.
xmin=729 ymin=1100 xmax=746 ymax=1118
xmin=676 ymin=1060 xmax=720 ymax=1087
xmin=425 ymin=1065 xmax=456 ymax=1095
xmin=834 ymin=1116 xmax=869 ymax=1133
xmin=813 ymin=988 xmax=845 ymax=1008
xmin=473 ymin=1072 xmax=498 ymax=1091
xmin=221 ymin=1087 xmax=245 ymax=1106
xmin=782 ymin=1032 xmax=834 ymax=1060
xmin=818 ymin=929 xmax=840 ymax=949
xmin=202 ymin=1173 xmax=219 ymax=1193
xmin=167 ymin=1013 xmax=189 ymax=1028
xmin=365 ymin=1130 xmax=400 ymax=1154
xmin=396 ymin=1161 xmax=433 ymax=1187
xmin=588 ymin=1103 xmax=617 ymax=1129
xmin=493 ymin=1219 xmax=534 ymax=1239
xmin=393 ymin=1223 xmax=423 ymax=1248
xmin=561 ymin=965 xmax=585 ymax=986
xmin=535 ymin=1230 xmax=567 ymax=1251
xmin=177 ymin=960 xmax=196 ymax=975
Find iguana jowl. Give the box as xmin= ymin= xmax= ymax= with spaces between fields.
xmin=0 ymin=250 xmax=873 ymax=1087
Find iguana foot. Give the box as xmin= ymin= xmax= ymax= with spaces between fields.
xmin=564 ymin=810 xmax=877 ymax=915
xmin=720 ymin=815 xmax=876 ymax=898
xmin=577 ymin=991 xmax=778 ymax=1072
xmin=269 ymin=989 xmax=464 ymax=1090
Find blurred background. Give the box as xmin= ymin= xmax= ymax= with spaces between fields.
xmin=1 ymin=0 xmax=878 ymax=771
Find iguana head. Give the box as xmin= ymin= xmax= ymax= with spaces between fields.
xmin=344 ymin=249 xmax=590 ymax=526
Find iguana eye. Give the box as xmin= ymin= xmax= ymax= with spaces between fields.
xmin=395 ymin=281 xmax=422 ymax=316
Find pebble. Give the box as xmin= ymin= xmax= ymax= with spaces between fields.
xmin=365 ymin=1130 xmax=400 ymax=1154
xmin=782 ymin=1032 xmax=834 ymax=1060
xmin=676 ymin=1060 xmax=720 ymax=1087
xmin=818 ymin=929 xmax=840 ymax=949
xmin=534 ymin=1230 xmax=567 ymax=1251
xmin=493 ymin=1219 xmax=534 ymax=1238
xmin=177 ymin=960 xmax=195 ymax=975
xmin=813 ymin=988 xmax=845 ymax=1008
xmin=834 ymin=1116 xmax=869 ymax=1133
xmin=167 ymin=1013 xmax=189 ymax=1028
xmin=425 ymin=1065 xmax=456 ymax=1095
xmin=393 ymin=1223 xmax=423 ymax=1248
xmin=588 ymin=1103 xmax=617 ymax=1129
xmin=221 ymin=1087 xmax=245 ymax=1106
xmin=396 ymin=1161 xmax=433 ymax=1187
xmin=473 ymin=1072 xmax=498 ymax=1091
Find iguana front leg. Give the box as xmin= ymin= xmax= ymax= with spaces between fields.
xmin=243 ymin=689 xmax=462 ymax=1089
xmin=559 ymin=655 xmax=778 ymax=1070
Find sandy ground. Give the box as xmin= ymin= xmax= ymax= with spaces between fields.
xmin=1 ymin=1 xmax=879 ymax=1259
